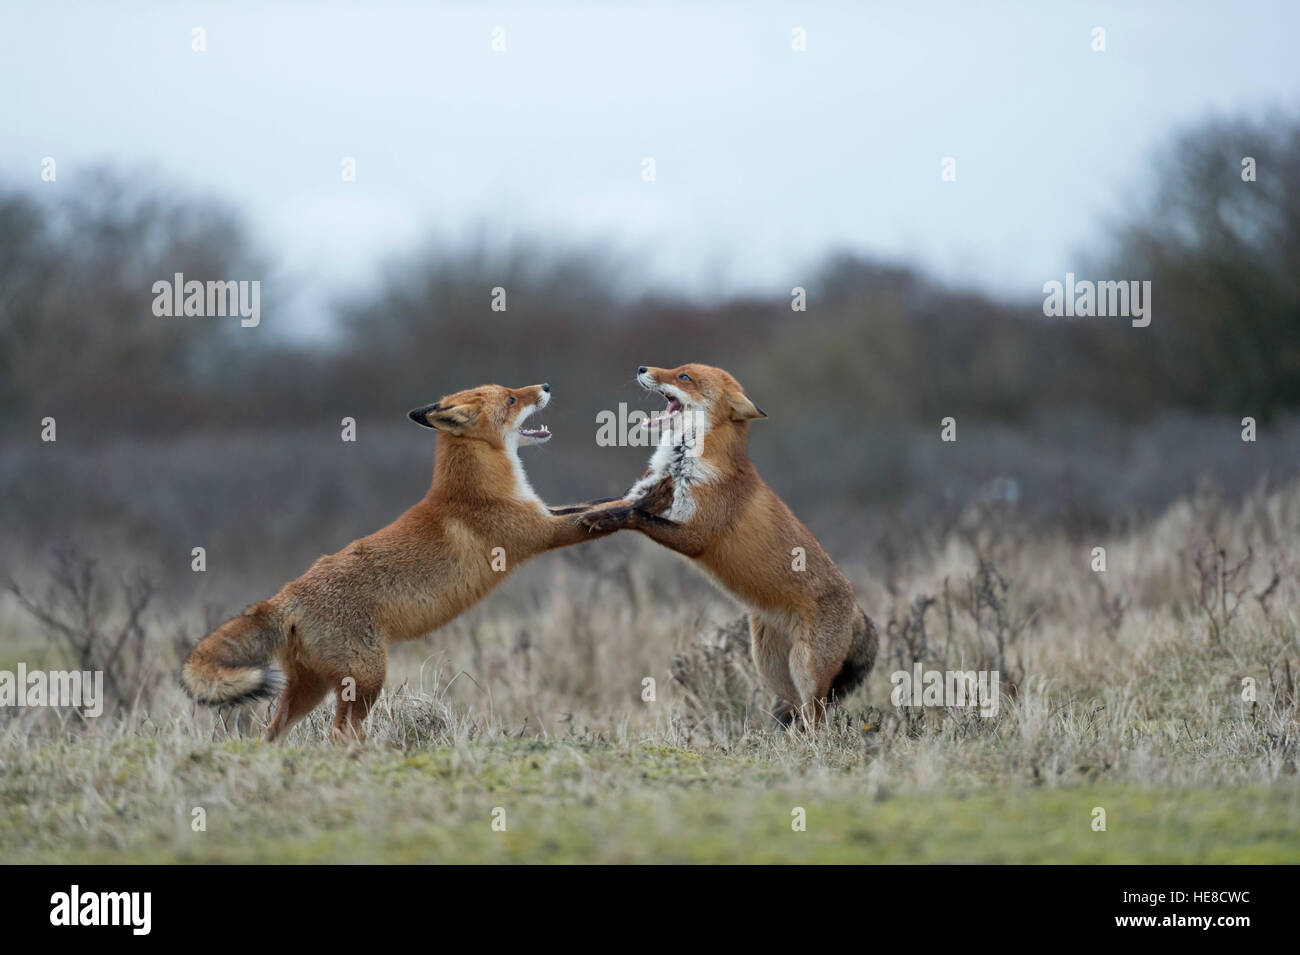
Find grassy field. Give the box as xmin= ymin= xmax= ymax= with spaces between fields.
xmin=5 ymin=734 xmax=1299 ymax=864
xmin=2 ymin=479 xmax=1298 ymax=864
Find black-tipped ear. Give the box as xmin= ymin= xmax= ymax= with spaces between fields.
xmin=408 ymin=402 xmax=442 ymax=428
xmin=409 ymin=401 xmax=478 ymax=434
xmin=728 ymin=392 xmax=767 ymax=421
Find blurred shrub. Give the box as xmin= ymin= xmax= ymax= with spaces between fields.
xmin=4 ymin=115 xmax=1298 ymax=439
xmin=1100 ymin=114 xmax=1300 ymax=421
xmin=0 ymin=169 xmax=274 ymax=431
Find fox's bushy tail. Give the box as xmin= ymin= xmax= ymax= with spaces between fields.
xmin=181 ymin=602 xmax=286 ymax=705
xmin=829 ymin=605 xmax=878 ymax=700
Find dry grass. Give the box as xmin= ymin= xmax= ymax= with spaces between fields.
xmin=1 ymin=479 xmax=1298 ymax=862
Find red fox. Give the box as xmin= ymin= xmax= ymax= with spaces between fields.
xmin=182 ymin=382 xmax=668 ymax=742
xmin=581 ymin=363 xmax=878 ymax=727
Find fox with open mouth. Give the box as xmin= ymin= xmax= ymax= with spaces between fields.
xmin=582 ymin=363 xmax=878 ymax=728
xmin=182 ymin=381 xmax=670 ymax=742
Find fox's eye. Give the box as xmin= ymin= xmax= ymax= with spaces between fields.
xmin=507 ymin=396 xmax=516 ymax=406
xmin=678 ymin=373 xmax=691 ymax=382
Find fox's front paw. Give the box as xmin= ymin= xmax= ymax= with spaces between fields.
xmin=579 ymin=507 xmax=629 ymax=533
xmin=637 ymin=474 xmax=675 ymax=516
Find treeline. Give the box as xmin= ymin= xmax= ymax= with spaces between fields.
xmin=2 ymin=114 xmax=1297 ymax=438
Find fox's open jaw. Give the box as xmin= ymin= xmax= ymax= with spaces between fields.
xmin=639 ymin=379 xmax=685 ymax=429
xmin=643 ymin=394 xmax=683 ymax=428
xmin=516 ymin=389 xmax=552 ymax=444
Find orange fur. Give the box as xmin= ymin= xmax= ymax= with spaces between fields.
xmin=582 ymin=363 xmax=878 ymax=728
xmin=181 ymin=383 xmax=641 ymax=742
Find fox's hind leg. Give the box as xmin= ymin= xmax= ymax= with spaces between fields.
xmin=328 ymin=650 xmax=387 ymax=744
xmin=788 ymin=612 xmax=854 ymax=730
xmin=265 ymin=667 xmax=329 ymax=741
xmin=749 ymin=616 xmax=801 ymax=725
xmin=788 ymin=639 xmax=834 ymax=730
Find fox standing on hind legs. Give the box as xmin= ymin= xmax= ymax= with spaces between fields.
xmin=182 ymin=382 xmax=670 ymax=743
xmin=581 ymin=363 xmax=878 ymax=729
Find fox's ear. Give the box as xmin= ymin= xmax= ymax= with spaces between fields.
xmin=727 ymin=392 xmax=767 ymax=421
xmin=408 ymin=402 xmax=478 ymax=434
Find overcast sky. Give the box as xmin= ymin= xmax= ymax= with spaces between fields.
xmin=3 ymin=1 xmax=1297 ymax=333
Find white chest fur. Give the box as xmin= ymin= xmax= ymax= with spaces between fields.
xmin=628 ymin=420 xmax=718 ymax=521
xmin=504 ymin=436 xmax=543 ymax=508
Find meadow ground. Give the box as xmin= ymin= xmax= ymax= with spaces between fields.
xmin=1 ymin=479 xmax=1297 ymax=864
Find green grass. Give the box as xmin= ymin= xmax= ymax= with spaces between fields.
xmin=4 ymin=736 xmax=1297 ymax=863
